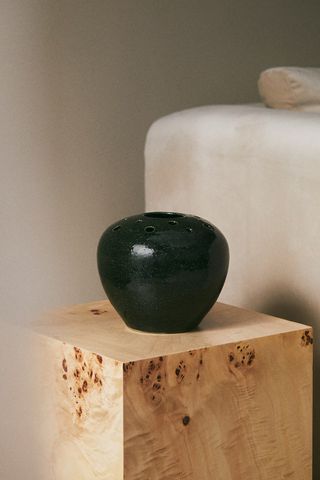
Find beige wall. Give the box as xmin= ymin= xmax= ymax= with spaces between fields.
xmin=2 ymin=0 xmax=320 ymax=324
xmin=1 ymin=1 xmax=320 ymax=478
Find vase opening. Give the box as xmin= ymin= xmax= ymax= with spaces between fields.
xmin=144 ymin=226 xmax=155 ymax=233
xmin=203 ymin=223 xmax=214 ymax=230
xmin=144 ymin=212 xmax=184 ymax=219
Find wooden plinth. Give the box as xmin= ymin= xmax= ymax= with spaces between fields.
xmin=32 ymin=300 xmax=313 ymax=480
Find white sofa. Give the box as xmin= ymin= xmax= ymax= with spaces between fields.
xmin=145 ymin=103 xmax=320 ymax=473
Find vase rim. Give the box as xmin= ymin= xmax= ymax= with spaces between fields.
xmin=143 ymin=211 xmax=184 ymax=219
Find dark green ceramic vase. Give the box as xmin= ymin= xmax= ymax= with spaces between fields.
xmin=97 ymin=212 xmax=229 ymax=333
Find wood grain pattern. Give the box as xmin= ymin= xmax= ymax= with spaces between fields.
xmin=34 ymin=334 xmax=123 ymax=480
xmin=123 ymin=330 xmax=312 ymax=480
xmin=32 ymin=300 xmax=312 ymax=479
xmin=34 ymin=300 xmax=311 ymax=362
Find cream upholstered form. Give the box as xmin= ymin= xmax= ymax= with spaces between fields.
xmin=145 ymin=104 xmax=320 ymax=317
xmin=145 ymin=104 xmax=320 ymax=472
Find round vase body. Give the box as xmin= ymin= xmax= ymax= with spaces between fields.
xmin=97 ymin=212 xmax=229 ymax=333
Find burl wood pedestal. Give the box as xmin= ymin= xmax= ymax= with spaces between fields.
xmin=33 ymin=300 xmax=313 ymax=480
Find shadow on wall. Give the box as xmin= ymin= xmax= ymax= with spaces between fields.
xmin=259 ymin=288 xmax=318 ymax=480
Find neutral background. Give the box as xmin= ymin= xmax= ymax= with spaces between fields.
xmin=1 ymin=1 xmax=320 ymax=479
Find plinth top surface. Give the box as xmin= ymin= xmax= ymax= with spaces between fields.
xmin=33 ymin=300 xmax=310 ymax=362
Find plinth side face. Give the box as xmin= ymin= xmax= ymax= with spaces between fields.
xmin=36 ymin=338 xmax=124 ymax=480
xmin=97 ymin=211 xmax=229 ymax=333
xmin=123 ymin=330 xmax=312 ymax=480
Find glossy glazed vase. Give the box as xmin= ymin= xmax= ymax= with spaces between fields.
xmin=97 ymin=212 xmax=229 ymax=333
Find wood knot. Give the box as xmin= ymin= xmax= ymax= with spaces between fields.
xmin=62 ymin=358 xmax=68 ymax=372
xmin=228 ymin=344 xmax=255 ymax=369
xmin=182 ymin=415 xmax=190 ymax=426
xmin=301 ymin=330 xmax=313 ymax=346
